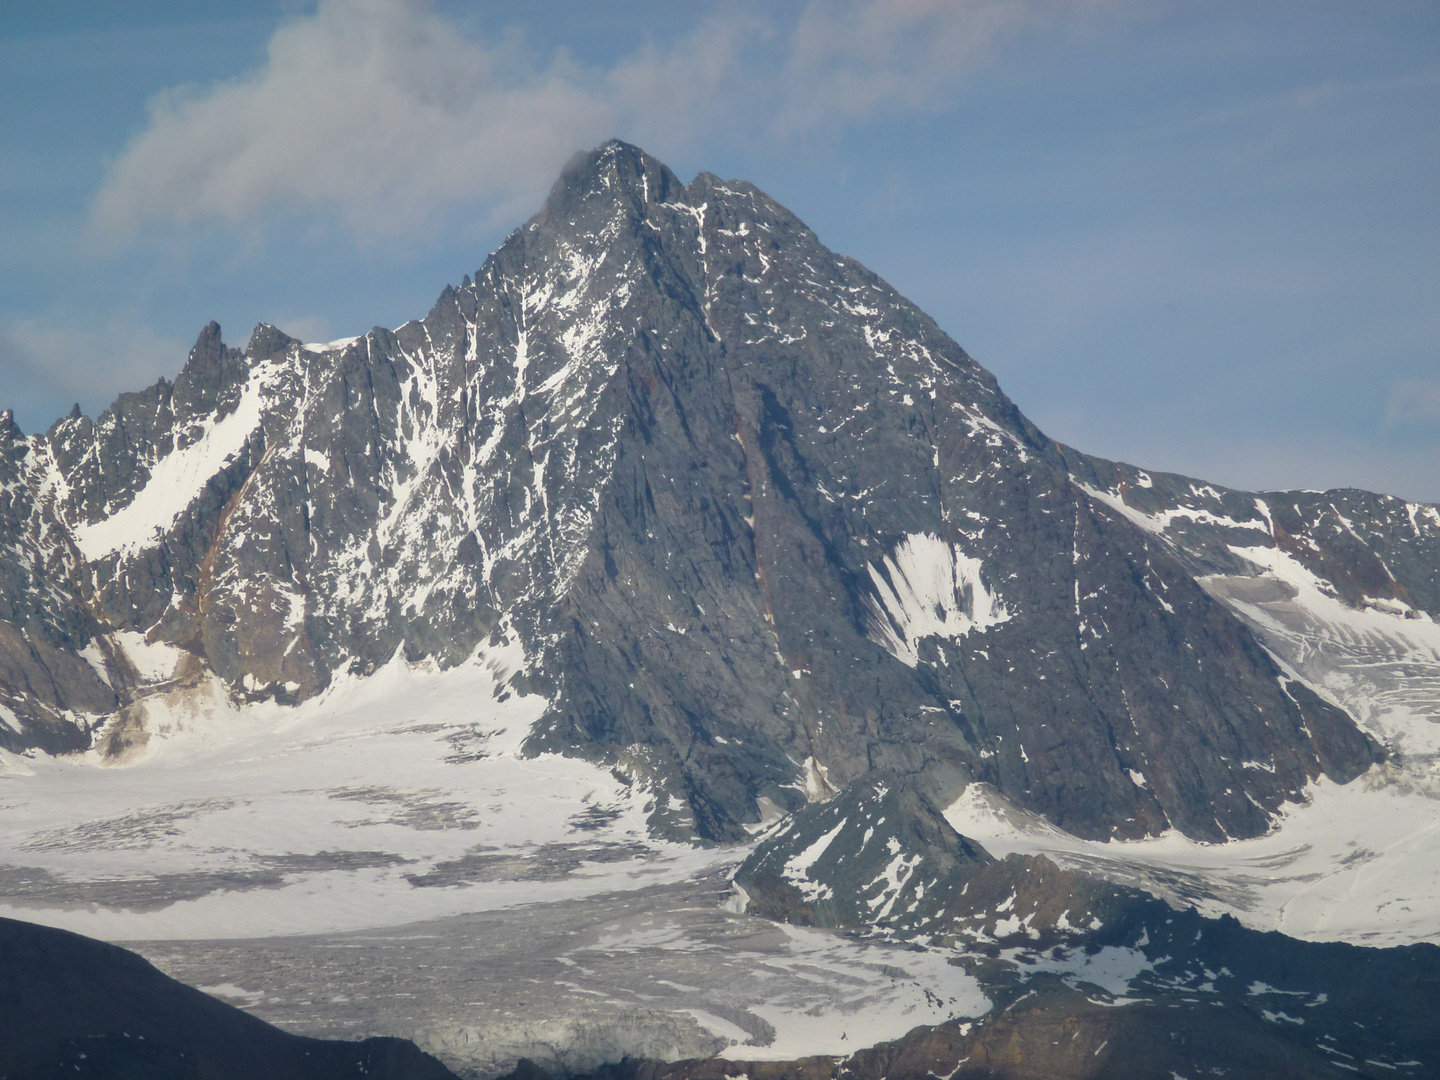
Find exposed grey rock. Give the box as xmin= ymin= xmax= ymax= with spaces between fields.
xmin=734 ymin=772 xmax=991 ymax=929
xmin=1062 ymin=446 xmax=1440 ymax=614
xmin=0 ymin=408 xmax=114 ymax=753
xmin=0 ymin=142 xmax=1393 ymax=845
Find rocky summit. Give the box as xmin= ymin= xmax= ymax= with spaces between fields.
xmin=0 ymin=140 xmax=1410 ymax=849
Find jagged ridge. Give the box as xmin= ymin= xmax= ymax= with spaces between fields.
xmin=0 ymin=141 xmax=1394 ymax=845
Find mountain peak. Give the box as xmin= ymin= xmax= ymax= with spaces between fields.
xmin=245 ymin=322 xmax=297 ymax=360
xmin=541 ymin=140 xmax=687 ymax=224
xmin=0 ymin=143 xmax=1385 ymax=848
xmin=173 ymin=321 xmax=250 ymax=417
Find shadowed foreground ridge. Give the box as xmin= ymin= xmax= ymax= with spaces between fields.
xmin=0 ymin=917 xmax=458 ymax=1080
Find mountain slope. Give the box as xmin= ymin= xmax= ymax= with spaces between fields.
xmin=0 ymin=141 xmax=1385 ymax=846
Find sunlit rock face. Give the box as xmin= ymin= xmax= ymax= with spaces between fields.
xmin=0 ymin=141 xmax=1386 ymax=843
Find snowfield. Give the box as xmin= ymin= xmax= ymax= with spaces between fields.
xmin=945 ymin=768 xmax=1440 ymax=947
xmin=0 ymin=633 xmax=719 ymax=941
xmin=0 ymin=636 xmax=988 ymax=1073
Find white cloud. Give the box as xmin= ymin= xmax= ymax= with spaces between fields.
xmin=91 ymin=0 xmax=1121 ymax=241
xmin=778 ymin=0 xmax=1096 ymax=130
xmin=0 ymin=317 xmax=187 ymax=426
xmin=92 ymin=0 xmax=608 ymax=240
xmin=1386 ymin=378 xmax=1440 ymax=427
xmin=268 ymin=314 xmax=335 ymax=344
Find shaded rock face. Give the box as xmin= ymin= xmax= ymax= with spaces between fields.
xmin=0 ymin=141 xmax=1384 ymax=841
xmin=0 ymin=916 xmax=458 ymax=1080
xmin=837 ymin=989 xmax=1358 ymax=1080
xmin=734 ymin=773 xmax=993 ymax=928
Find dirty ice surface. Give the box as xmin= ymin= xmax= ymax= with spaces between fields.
xmin=0 ymin=642 xmax=987 ymax=1073
xmin=139 ymin=874 xmax=989 ymax=1077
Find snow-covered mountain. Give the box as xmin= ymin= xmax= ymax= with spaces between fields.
xmin=1 ymin=141 xmax=1402 ymax=850
xmin=3 ymin=140 xmax=1440 ymax=1076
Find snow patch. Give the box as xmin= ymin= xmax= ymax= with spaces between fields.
xmin=782 ymin=819 xmax=846 ymax=903
xmin=113 ymin=631 xmax=183 ymax=683
xmin=302 ymin=337 xmax=359 ymax=354
xmin=743 ymin=796 xmax=788 ymax=836
xmin=1029 ymin=945 xmax=1151 ymax=999
xmin=72 ymin=367 xmax=270 ymax=561
xmin=943 ymin=778 xmax=1440 ymax=947
xmin=866 ymin=533 xmax=1012 ymax=668
xmin=78 ymin=643 xmax=112 ymax=688
xmin=867 ymin=848 xmax=922 ymax=921
xmin=722 ymin=882 xmax=751 ymax=914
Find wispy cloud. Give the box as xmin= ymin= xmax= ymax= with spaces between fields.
xmin=90 ymin=0 xmax=1121 ymax=242
xmin=0 ymin=317 xmax=187 ymax=427
xmin=1386 ymin=378 xmax=1440 ymax=427
xmin=91 ymin=0 xmax=609 ymax=240
xmin=777 ymin=0 xmax=1106 ymax=130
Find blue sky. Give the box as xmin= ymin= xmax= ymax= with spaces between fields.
xmin=2 ymin=0 xmax=1437 ymax=500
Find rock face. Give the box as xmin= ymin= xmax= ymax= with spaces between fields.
xmin=0 ymin=410 xmax=116 ymax=753
xmin=734 ymin=773 xmax=993 ymax=928
xmin=0 ymin=915 xmax=459 ymax=1080
xmin=0 ymin=141 xmax=1394 ymax=843
xmin=1062 ymin=450 xmax=1440 ymax=615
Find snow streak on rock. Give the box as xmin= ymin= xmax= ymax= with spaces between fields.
xmin=71 ymin=364 xmax=270 ymax=562
xmin=865 ymin=532 xmax=1011 ymax=667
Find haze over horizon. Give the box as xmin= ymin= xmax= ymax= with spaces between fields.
xmin=2 ymin=0 xmax=1437 ymax=500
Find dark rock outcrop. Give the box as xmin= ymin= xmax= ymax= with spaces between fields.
xmin=734 ymin=772 xmax=992 ymax=927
